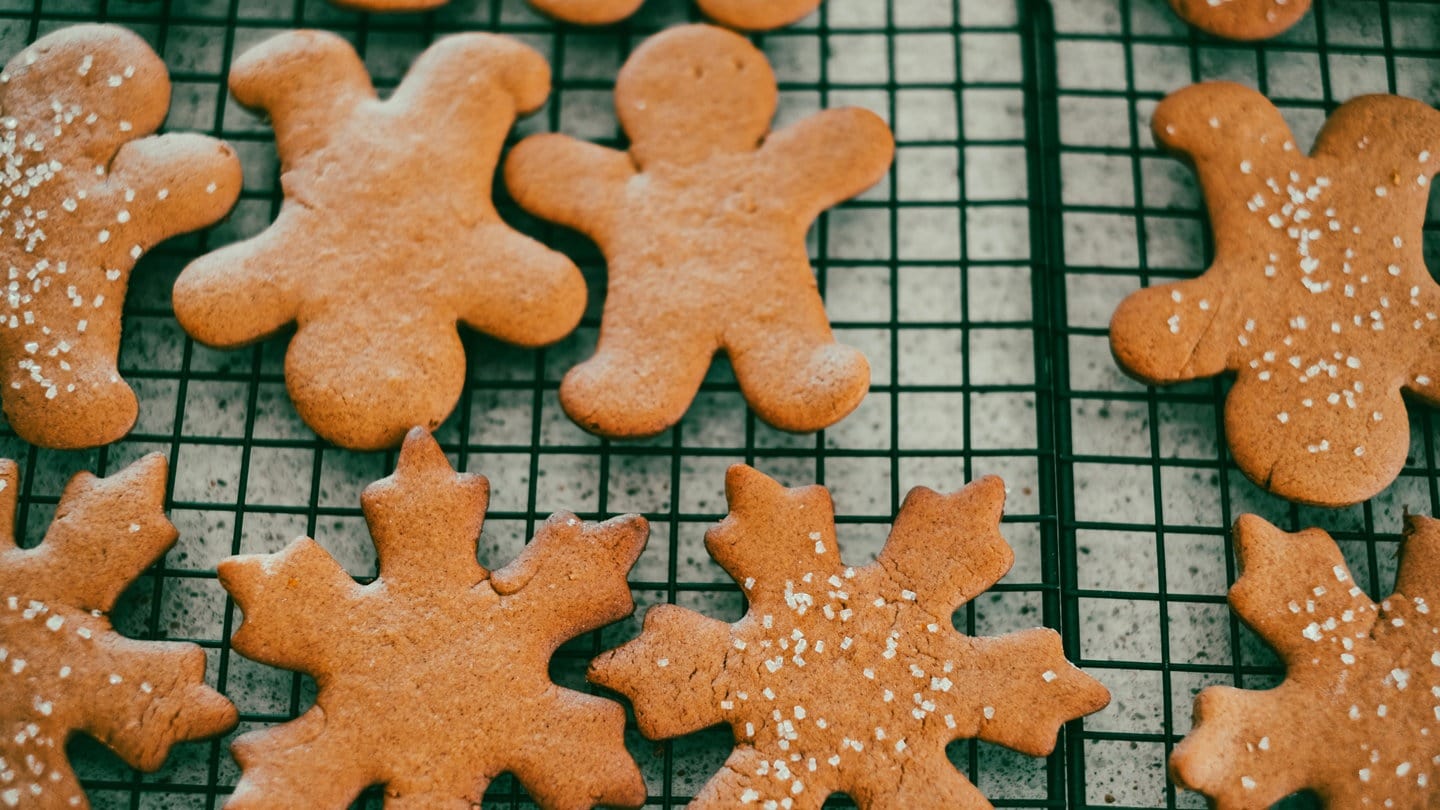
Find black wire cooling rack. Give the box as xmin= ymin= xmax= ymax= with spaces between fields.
xmin=0 ymin=0 xmax=1436 ymax=807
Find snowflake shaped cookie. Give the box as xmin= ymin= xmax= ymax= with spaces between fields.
xmin=589 ymin=465 xmax=1110 ymax=809
xmin=217 ymin=428 xmax=648 ymax=809
xmin=1110 ymin=82 xmax=1440 ymax=506
xmin=174 ymin=31 xmax=585 ymax=450
xmin=0 ymin=453 xmax=237 ymax=810
xmin=0 ymin=25 xmax=241 ymax=448
xmin=1172 ymin=514 xmax=1440 ymax=807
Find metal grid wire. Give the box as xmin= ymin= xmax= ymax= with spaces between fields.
xmin=0 ymin=0 xmax=1432 ymax=807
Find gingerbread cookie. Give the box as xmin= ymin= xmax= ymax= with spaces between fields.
xmin=1173 ymin=514 xmax=1440 ymax=805
xmin=528 ymin=0 xmax=822 ymax=30
xmin=589 ymin=465 xmax=1109 ymax=808
xmin=1109 ymin=82 xmax=1440 ymax=507
xmin=0 ymin=453 xmax=238 ymax=809
xmin=174 ymin=31 xmax=586 ymax=450
xmin=0 ymin=25 xmax=241 ymax=449
xmin=506 ymin=25 xmax=892 ymax=439
xmin=217 ymin=428 xmax=648 ymax=809
xmin=1169 ymin=0 xmax=1311 ymax=41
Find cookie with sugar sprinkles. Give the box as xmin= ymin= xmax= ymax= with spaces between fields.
xmin=0 ymin=24 xmax=241 ymax=449
xmin=505 ymin=24 xmax=892 ymax=439
xmin=1109 ymin=82 xmax=1440 ymax=507
xmin=0 ymin=453 xmax=238 ymax=810
xmin=1173 ymin=514 xmax=1440 ymax=806
xmin=589 ymin=465 xmax=1110 ymax=809
xmin=1168 ymin=0 xmax=1312 ymax=41
xmin=217 ymin=428 xmax=648 ymax=809
xmin=527 ymin=0 xmax=823 ymax=30
xmin=173 ymin=30 xmax=585 ymax=451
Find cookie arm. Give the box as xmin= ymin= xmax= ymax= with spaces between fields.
xmin=872 ymin=477 xmax=1011 ymax=619
xmin=107 ymin=133 xmax=243 ymax=249
xmin=389 ymin=32 xmax=551 ymax=128
xmin=490 ymin=513 xmax=648 ymax=645
xmin=228 ymin=30 xmax=377 ymax=159
xmin=503 ymin=133 xmax=635 ymax=242
xmin=1109 ymin=276 xmax=1237 ymax=384
xmin=758 ymin=108 xmax=894 ymax=222
xmin=588 ymin=604 xmax=733 ymax=740
xmin=172 ymin=215 xmax=304 ymax=348
xmin=1152 ymin=82 xmax=1295 ymax=172
xmin=217 ymin=538 xmax=363 ymax=677
xmin=454 ymin=225 xmax=587 ymax=348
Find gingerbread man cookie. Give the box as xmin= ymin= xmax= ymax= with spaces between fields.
xmin=0 ymin=453 xmax=238 ymax=809
xmin=528 ymin=0 xmax=822 ymax=30
xmin=0 ymin=25 xmax=241 ymax=449
xmin=506 ymin=25 xmax=892 ymax=439
xmin=590 ymin=465 xmax=1110 ymax=808
xmin=1109 ymin=82 xmax=1440 ymax=507
xmin=1169 ymin=0 xmax=1312 ymax=41
xmin=174 ymin=31 xmax=586 ymax=450
xmin=1172 ymin=514 xmax=1440 ymax=806
xmin=218 ymin=428 xmax=648 ymax=809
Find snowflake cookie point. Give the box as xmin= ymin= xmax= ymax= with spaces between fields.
xmin=1173 ymin=514 xmax=1440 ymax=806
xmin=218 ymin=428 xmax=648 ymax=809
xmin=590 ymin=465 xmax=1108 ymax=809
xmin=0 ymin=452 xmax=236 ymax=808
xmin=1112 ymin=81 xmax=1440 ymax=507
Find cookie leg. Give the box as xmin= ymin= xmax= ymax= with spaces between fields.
xmin=1 ymin=363 xmax=137 ymax=449
xmin=228 ymin=708 xmax=373 ymax=810
xmin=688 ymin=745 xmax=831 ymax=810
xmin=560 ymin=323 xmax=715 ymax=439
xmin=1224 ymin=369 xmax=1409 ymax=507
xmin=725 ymin=309 xmax=869 ymax=433
xmin=457 ymin=226 xmax=586 ymax=349
xmin=286 ymin=318 xmax=466 ymax=450
xmin=506 ymin=693 xmax=646 ymax=810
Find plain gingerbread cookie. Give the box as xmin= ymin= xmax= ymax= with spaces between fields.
xmin=0 ymin=25 xmax=241 ymax=449
xmin=529 ymin=0 xmax=822 ymax=30
xmin=505 ymin=25 xmax=892 ymax=439
xmin=1169 ymin=0 xmax=1311 ymax=41
xmin=218 ymin=428 xmax=648 ymax=809
xmin=173 ymin=31 xmax=586 ymax=450
xmin=1109 ymin=82 xmax=1440 ymax=507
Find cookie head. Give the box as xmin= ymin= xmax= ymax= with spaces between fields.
xmin=616 ymin=24 xmax=776 ymax=166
